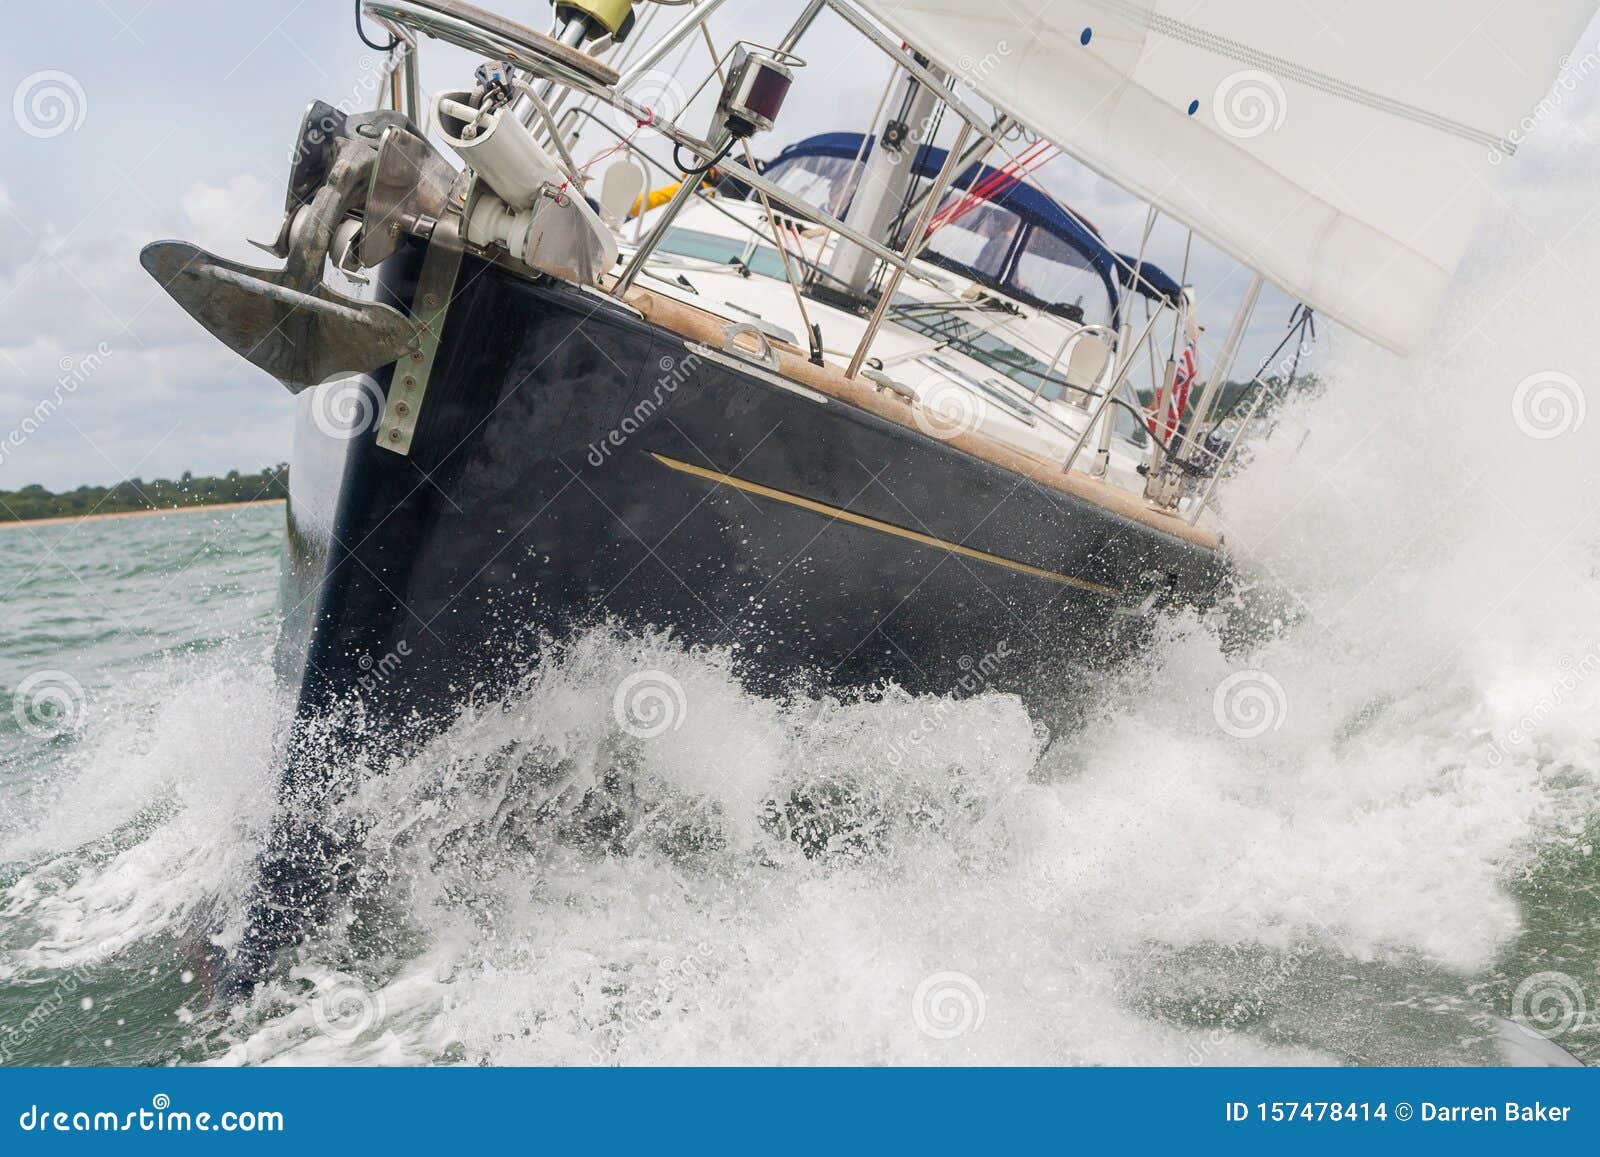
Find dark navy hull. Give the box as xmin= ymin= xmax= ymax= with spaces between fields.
xmin=277 ymin=256 xmax=1222 ymax=733
xmin=239 ymin=255 xmax=1224 ymax=980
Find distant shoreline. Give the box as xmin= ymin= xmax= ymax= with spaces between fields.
xmin=0 ymin=498 xmax=286 ymax=530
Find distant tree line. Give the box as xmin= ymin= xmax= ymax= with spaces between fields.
xmin=0 ymin=464 xmax=289 ymax=523
xmin=1135 ymin=372 xmax=1323 ymax=411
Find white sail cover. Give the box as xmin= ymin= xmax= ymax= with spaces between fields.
xmin=855 ymin=0 xmax=1595 ymax=352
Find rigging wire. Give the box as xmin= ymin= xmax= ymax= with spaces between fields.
xmin=673 ymin=137 xmax=737 ymax=177
xmin=353 ymin=0 xmax=399 ymax=51
xmin=696 ymin=22 xmax=822 ymax=362
xmin=1213 ymin=304 xmax=1317 ymax=424
xmin=925 ymin=139 xmax=1056 ymax=234
xmin=796 ymin=64 xmax=898 ymax=290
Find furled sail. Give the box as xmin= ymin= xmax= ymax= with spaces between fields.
xmin=854 ymin=0 xmax=1596 ymax=352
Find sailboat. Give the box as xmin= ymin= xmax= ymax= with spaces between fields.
xmin=141 ymin=0 xmax=1594 ymax=978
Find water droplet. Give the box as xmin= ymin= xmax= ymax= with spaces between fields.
xmin=79 ymin=997 xmax=93 ymax=1011
xmin=180 ymin=970 xmax=194 ymax=984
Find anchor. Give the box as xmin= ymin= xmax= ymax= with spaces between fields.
xmin=138 ymin=103 xmax=457 ymax=392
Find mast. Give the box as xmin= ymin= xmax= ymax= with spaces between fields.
xmin=822 ymin=61 xmax=946 ymax=303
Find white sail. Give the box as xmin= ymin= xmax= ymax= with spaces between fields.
xmin=855 ymin=0 xmax=1596 ymax=352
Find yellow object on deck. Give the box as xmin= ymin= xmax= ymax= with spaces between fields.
xmin=629 ymin=181 xmax=686 ymax=219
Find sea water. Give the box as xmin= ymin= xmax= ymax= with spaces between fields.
xmin=2 ymin=160 xmax=1598 ymax=1067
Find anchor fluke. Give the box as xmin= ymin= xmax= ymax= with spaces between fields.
xmin=139 ymin=241 xmax=418 ymax=392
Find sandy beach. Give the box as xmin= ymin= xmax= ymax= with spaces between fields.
xmin=0 ymin=498 xmax=286 ymax=530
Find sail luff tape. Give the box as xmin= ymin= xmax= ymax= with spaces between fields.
xmin=1088 ymin=0 xmax=1512 ymax=152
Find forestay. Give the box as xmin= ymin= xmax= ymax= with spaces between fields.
xmin=853 ymin=0 xmax=1597 ymax=353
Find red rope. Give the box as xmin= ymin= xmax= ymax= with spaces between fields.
xmin=927 ymin=141 xmax=1058 ymax=236
xmin=558 ymin=108 xmax=658 ymax=200
xmin=926 ymin=140 xmax=1053 ymax=234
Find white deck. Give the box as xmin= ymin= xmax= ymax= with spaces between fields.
xmin=621 ymin=195 xmax=1189 ymax=512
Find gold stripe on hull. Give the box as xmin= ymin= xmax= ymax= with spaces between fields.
xmin=647 ymin=452 xmax=1122 ymax=597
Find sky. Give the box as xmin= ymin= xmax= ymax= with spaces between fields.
xmin=1 ymin=1 xmax=1597 ymax=490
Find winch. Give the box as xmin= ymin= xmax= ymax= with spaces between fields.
xmin=140 ymin=61 xmax=618 ymax=396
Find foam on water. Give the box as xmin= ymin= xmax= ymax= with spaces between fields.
xmin=4 ymin=144 xmax=1600 ymax=1068
xmin=1 ymin=655 xmax=280 ymax=975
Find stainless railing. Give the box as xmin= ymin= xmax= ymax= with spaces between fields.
xmin=364 ymin=0 xmax=1217 ymax=498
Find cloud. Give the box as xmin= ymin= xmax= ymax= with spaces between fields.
xmin=0 ymin=174 xmax=292 ymax=489
xmin=177 ymin=174 xmax=278 ymax=257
